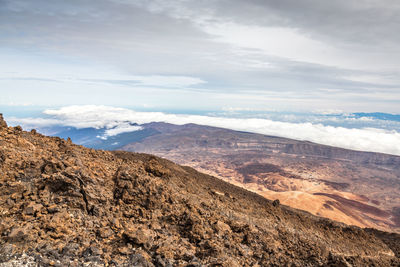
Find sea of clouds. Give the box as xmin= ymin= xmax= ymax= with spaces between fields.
xmin=7 ymin=105 xmax=400 ymax=156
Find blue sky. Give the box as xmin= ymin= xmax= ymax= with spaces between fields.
xmin=1 ymin=0 xmax=400 ymax=112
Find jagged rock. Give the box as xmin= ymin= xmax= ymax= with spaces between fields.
xmin=14 ymin=125 xmax=22 ymax=132
xmin=214 ymin=220 xmax=231 ymax=235
xmin=0 ymin=117 xmax=400 ymax=266
xmin=0 ymin=113 xmax=7 ymax=128
xmin=123 ymin=225 xmax=154 ymax=249
xmin=272 ymin=199 xmax=280 ymax=207
xmin=127 ymin=254 xmax=154 ymax=267
xmin=7 ymin=226 xmax=30 ymax=243
xmin=24 ymin=203 xmax=43 ymax=216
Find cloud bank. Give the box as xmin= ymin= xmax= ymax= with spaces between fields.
xmin=1 ymin=0 xmax=400 ymax=111
xmin=10 ymin=105 xmax=400 ymax=156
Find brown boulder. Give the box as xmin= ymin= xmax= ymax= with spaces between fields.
xmin=24 ymin=203 xmax=43 ymax=216
xmin=123 ymin=225 xmax=154 ymax=249
xmin=7 ymin=226 xmax=30 ymax=243
xmin=214 ymin=220 xmax=231 ymax=235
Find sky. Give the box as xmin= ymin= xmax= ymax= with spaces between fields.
xmin=1 ymin=0 xmax=400 ymax=112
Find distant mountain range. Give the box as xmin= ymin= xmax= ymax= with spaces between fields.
xmin=353 ymin=112 xmax=400 ymax=122
xmin=32 ymin=111 xmax=400 ymax=151
xmin=51 ymin=124 xmax=158 ymax=150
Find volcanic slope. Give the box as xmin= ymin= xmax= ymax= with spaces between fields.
xmin=122 ymin=122 xmax=400 ymax=233
xmin=1 ymin=115 xmax=400 ymax=266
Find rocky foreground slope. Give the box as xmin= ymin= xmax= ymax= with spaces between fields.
xmin=1 ymin=115 xmax=400 ymax=266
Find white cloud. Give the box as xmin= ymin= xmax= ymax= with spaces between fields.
xmin=9 ymin=105 xmax=400 ymax=156
xmin=8 ymin=107 xmax=144 ymax=139
xmin=103 ymin=124 xmax=142 ymax=138
xmin=344 ymin=74 xmax=400 ymax=86
xmin=7 ymin=117 xmax=64 ymax=127
xmin=128 ymin=75 xmax=206 ymax=88
xmin=203 ymin=23 xmax=347 ymax=68
xmin=312 ymin=109 xmax=344 ymax=115
xmin=0 ymin=56 xmax=206 ymax=88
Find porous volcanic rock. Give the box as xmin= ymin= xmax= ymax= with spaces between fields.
xmin=0 ymin=121 xmax=400 ymax=266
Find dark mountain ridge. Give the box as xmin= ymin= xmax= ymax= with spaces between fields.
xmin=141 ymin=122 xmax=400 ymax=165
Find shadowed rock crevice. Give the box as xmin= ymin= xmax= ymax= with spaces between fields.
xmin=76 ymin=176 xmax=94 ymax=216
